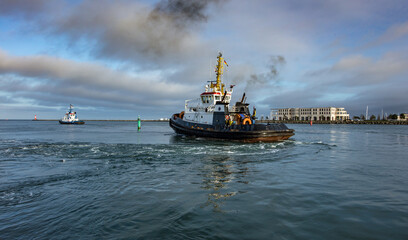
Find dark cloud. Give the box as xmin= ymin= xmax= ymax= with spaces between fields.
xmin=53 ymin=0 xmax=192 ymax=64
xmin=229 ymin=55 xmax=286 ymax=92
xmin=152 ymin=0 xmax=224 ymax=26
xmin=0 ymin=0 xmax=226 ymax=66
xmin=247 ymin=55 xmax=285 ymax=88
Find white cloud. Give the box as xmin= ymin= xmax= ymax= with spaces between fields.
xmin=0 ymin=49 xmax=196 ymax=108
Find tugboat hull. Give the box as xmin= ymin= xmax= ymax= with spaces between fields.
xmin=170 ymin=114 xmax=294 ymax=142
xmin=59 ymin=120 xmax=85 ymax=125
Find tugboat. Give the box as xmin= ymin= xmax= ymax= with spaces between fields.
xmin=169 ymin=53 xmax=294 ymax=142
xmin=59 ymin=104 xmax=85 ymax=124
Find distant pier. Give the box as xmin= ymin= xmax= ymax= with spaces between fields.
xmin=4 ymin=119 xmax=407 ymax=125
xmin=26 ymin=119 xmax=170 ymax=122
xmin=258 ymin=120 xmax=408 ymax=125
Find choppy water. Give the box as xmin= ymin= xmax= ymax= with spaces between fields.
xmin=1 ymin=121 xmax=407 ymax=239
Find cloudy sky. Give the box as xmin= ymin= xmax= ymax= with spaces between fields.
xmin=1 ymin=0 xmax=407 ymax=119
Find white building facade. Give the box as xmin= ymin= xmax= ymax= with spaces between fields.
xmin=270 ymin=107 xmax=350 ymax=121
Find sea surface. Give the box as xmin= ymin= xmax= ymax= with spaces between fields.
xmin=1 ymin=120 xmax=407 ymax=239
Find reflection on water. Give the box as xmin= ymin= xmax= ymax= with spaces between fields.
xmin=329 ymin=128 xmax=349 ymax=146
xmin=395 ymin=133 xmax=408 ymax=146
xmin=200 ymin=155 xmax=248 ymax=211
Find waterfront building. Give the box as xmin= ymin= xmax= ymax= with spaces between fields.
xmin=270 ymin=107 xmax=350 ymax=121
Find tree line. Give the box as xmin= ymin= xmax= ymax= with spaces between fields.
xmin=353 ymin=113 xmax=406 ymax=120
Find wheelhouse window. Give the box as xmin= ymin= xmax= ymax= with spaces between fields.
xmin=202 ymin=95 xmax=212 ymax=103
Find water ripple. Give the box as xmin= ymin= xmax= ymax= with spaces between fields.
xmin=1 ymin=122 xmax=408 ymax=239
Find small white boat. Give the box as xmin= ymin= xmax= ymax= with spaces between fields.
xmin=59 ymin=104 xmax=85 ymax=124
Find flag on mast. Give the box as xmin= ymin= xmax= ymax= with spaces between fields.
xmin=224 ymin=60 xmax=229 ymax=67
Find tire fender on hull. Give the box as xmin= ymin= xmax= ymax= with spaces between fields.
xmin=242 ymin=118 xmax=252 ymax=125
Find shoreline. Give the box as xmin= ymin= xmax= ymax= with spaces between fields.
xmin=257 ymin=120 xmax=408 ymax=125
xmin=1 ymin=119 xmax=170 ymax=122
xmin=2 ymin=119 xmax=407 ymax=125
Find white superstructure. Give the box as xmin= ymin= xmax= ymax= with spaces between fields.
xmin=183 ymin=88 xmax=233 ymax=125
xmin=183 ymin=53 xmax=233 ymax=125
xmin=60 ymin=104 xmax=81 ymax=123
xmin=270 ymin=107 xmax=349 ymax=121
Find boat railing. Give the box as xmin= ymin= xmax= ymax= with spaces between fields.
xmin=185 ymin=98 xmax=210 ymax=113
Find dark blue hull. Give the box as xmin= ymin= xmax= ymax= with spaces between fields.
xmin=170 ymin=114 xmax=294 ymax=142
xmin=59 ymin=120 xmax=85 ymax=125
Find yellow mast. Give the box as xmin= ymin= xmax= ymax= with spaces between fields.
xmin=215 ymin=52 xmax=225 ymax=92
